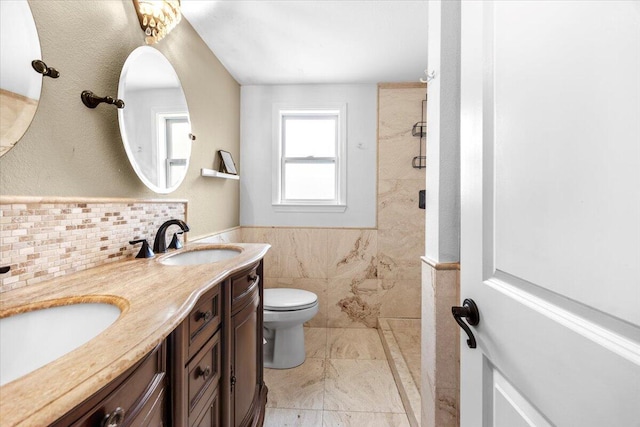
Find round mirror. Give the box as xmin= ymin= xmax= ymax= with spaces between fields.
xmin=0 ymin=0 xmax=42 ymax=157
xmin=118 ymin=46 xmax=192 ymax=194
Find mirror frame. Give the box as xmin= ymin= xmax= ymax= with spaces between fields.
xmin=117 ymin=46 xmax=192 ymax=194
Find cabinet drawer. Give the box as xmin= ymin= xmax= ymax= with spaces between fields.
xmin=187 ymin=330 xmax=221 ymax=417
xmin=190 ymin=386 xmax=220 ymax=427
xmin=231 ymin=265 xmax=259 ymax=305
xmin=66 ymin=343 xmax=166 ymax=427
xmin=188 ymin=285 xmax=221 ymax=360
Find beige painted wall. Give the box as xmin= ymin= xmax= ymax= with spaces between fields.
xmin=0 ymin=1 xmax=240 ymax=239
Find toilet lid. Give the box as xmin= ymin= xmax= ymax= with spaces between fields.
xmin=264 ymin=288 xmax=318 ymax=311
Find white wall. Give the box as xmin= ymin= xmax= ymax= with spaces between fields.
xmin=424 ymin=0 xmax=461 ymax=263
xmin=240 ymin=84 xmax=377 ymax=228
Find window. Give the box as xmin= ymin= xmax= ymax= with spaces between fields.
xmin=273 ymin=105 xmax=347 ymax=212
xmin=156 ymin=112 xmax=190 ymax=189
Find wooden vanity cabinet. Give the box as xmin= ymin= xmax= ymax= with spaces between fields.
xmin=51 ymin=342 xmax=168 ymax=427
xmin=222 ymin=261 xmax=268 ymax=427
xmin=52 ymin=259 xmax=266 ymax=427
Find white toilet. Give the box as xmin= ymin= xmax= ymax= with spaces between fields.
xmin=263 ymin=288 xmax=319 ymax=369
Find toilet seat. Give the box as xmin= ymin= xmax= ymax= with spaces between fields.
xmin=264 ymin=288 xmax=318 ymax=311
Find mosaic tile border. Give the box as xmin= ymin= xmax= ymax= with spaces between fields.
xmin=0 ymin=196 xmax=187 ymax=293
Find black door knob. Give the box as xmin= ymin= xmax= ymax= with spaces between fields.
xmin=452 ymin=298 xmax=480 ymax=348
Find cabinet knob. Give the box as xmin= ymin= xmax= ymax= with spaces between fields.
xmin=197 ymin=310 xmax=212 ymax=322
xmin=248 ymin=273 xmax=258 ymax=282
xmin=197 ymin=365 xmax=212 ymax=379
xmin=102 ymin=407 xmax=125 ymax=427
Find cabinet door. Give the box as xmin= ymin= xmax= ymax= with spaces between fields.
xmin=53 ymin=343 xmax=167 ymax=427
xmin=230 ymin=291 xmax=259 ymax=427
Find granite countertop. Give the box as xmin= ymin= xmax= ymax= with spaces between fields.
xmin=0 ymin=242 xmax=270 ymax=426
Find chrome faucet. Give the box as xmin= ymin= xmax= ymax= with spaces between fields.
xmin=153 ymin=219 xmax=190 ymax=253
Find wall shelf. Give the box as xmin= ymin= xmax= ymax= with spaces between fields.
xmin=201 ymin=168 xmax=239 ymax=180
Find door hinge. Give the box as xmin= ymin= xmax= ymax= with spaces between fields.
xmin=231 ymin=366 xmax=236 ymax=392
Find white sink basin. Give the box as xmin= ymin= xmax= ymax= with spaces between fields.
xmin=160 ymin=248 xmax=241 ymax=266
xmin=0 ymin=302 xmax=121 ymax=386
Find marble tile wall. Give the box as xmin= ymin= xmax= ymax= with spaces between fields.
xmin=377 ymin=84 xmax=426 ymax=258
xmin=193 ymin=226 xmax=242 ymax=244
xmin=376 ymin=84 xmax=426 ymax=322
xmin=421 ymin=259 xmax=460 ymax=427
xmin=0 ymin=196 xmax=186 ymax=293
xmin=242 ymin=83 xmax=427 ymax=329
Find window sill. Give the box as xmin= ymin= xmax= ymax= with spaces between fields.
xmin=272 ymin=203 xmax=347 ymax=213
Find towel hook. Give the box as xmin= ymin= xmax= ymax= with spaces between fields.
xmin=31 ymin=60 xmax=60 ymax=78
xmin=81 ymin=90 xmax=125 ymax=109
xmin=420 ymin=69 xmax=436 ymax=84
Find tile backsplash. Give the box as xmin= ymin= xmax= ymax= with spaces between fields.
xmin=0 ymin=197 xmax=187 ymax=293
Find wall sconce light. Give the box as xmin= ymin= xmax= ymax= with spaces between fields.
xmin=133 ymin=0 xmax=181 ymax=44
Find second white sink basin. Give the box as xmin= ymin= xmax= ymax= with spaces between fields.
xmin=160 ymin=247 xmax=241 ymax=266
xmin=0 ymin=302 xmax=122 ymax=386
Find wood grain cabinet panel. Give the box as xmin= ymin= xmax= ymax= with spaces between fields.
xmin=188 ymin=331 xmax=221 ymax=424
xmin=188 ymin=285 xmax=221 ymax=361
xmin=231 ymin=267 xmax=259 ymax=302
xmin=192 ymin=387 xmax=220 ymax=427
xmin=223 ymin=261 xmax=268 ymax=427
xmin=52 ymin=342 xmax=168 ymax=427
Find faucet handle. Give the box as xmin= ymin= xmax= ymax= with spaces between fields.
xmin=168 ymin=231 xmax=184 ymax=250
xmin=129 ymin=239 xmax=155 ymax=259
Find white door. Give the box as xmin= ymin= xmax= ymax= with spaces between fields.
xmin=459 ymin=2 xmax=640 ymax=426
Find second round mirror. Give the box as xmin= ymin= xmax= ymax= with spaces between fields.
xmin=0 ymin=0 xmax=43 ymax=157
xmin=118 ymin=46 xmax=192 ymax=194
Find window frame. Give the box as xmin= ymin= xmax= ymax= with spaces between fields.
xmin=272 ymin=103 xmax=347 ymax=212
xmin=155 ymin=111 xmax=190 ymax=190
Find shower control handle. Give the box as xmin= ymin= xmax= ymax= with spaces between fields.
xmin=452 ymin=299 xmax=480 ymax=349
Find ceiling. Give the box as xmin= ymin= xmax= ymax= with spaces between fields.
xmin=181 ymin=0 xmax=428 ymax=85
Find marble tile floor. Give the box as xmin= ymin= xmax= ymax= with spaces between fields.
xmin=378 ymin=318 xmax=422 ymax=427
xmin=263 ymin=327 xmax=411 ymax=427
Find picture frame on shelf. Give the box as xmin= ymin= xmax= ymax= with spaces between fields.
xmin=217 ymin=150 xmax=237 ymax=175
